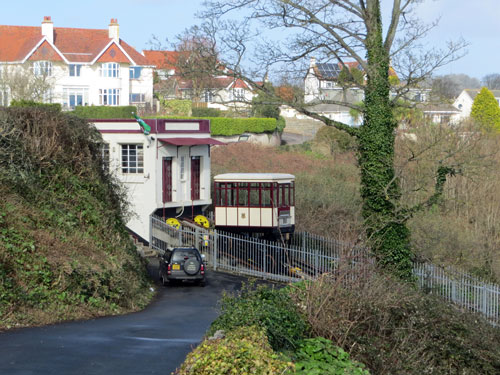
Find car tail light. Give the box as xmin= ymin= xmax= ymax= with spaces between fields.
xmin=167 ymin=264 xmax=172 ymax=275
xmin=200 ymin=264 xmax=205 ymax=275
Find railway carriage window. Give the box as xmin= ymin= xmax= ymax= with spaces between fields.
xmin=249 ymin=183 xmax=260 ymax=207
xmin=262 ymin=183 xmax=272 ymax=207
xmin=272 ymin=183 xmax=279 ymax=207
xmin=284 ymin=184 xmax=290 ymax=207
xmin=215 ymin=182 xmax=222 ymax=206
xmin=238 ymin=183 xmax=249 ymax=206
xmin=227 ymin=183 xmax=236 ymax=206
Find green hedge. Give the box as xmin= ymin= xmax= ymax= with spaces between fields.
xmin=10 ymin=100 xmax=61 ymax=112
xmin=192 ymin=107 xmax=222 ymax=117
xmin=152 ymin=116 xmax=277 ymax=136
xmin=72 ymin=106 xmax=137 ymax=119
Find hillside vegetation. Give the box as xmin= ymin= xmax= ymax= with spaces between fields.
xmin=212 ymin=124 xmax=500 ymax=283
xmin=0 ymin=108 xmax=152 ymax=330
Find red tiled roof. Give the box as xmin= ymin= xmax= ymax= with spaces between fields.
xmin=176 ymin=76 xmax=250 ymax=91
xmin=143 ymin=50 xmax=181 ymax=70
xmin=27 ymin=40 xmax=63 ymax=61
xmin=0 ymin=24 xmax=149 ymax=65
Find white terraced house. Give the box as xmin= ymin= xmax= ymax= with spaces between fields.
xmin=0 ymin=17 xmax=154 ymax=109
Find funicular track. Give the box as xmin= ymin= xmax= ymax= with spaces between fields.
xmin=150 ymin=215 xmax=365 ymax=282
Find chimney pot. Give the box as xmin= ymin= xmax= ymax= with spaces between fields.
xmin=108 ymin=18 xmax=119 ymax=40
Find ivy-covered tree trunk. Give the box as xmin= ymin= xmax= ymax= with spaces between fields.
xmin=359 ymin=2 xmax=413 ymax=280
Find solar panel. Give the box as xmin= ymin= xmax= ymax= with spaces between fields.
xmin=317 ymin=63 xmax=341 ymax=78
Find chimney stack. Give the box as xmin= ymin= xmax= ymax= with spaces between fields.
xmin=41 ymin=16 xmax=54 ymax=44
xmin=108 ymin=18 xmax=119 ymax=41
xmin=310 ymin=57 xmax=317 ymax=67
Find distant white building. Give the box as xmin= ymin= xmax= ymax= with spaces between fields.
xmin=453 ymin=89 xmax=500 ymax=120
xmin=300 ymin=57 xmax=430 ymax=126
xmin=92 ymin=118 xmax=225 ymax=242
xmin=0 ymin=17 xmax=154 ymax=109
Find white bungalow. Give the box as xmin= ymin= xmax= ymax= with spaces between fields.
xmin=91 ymin=118 xmax=225 ymax=242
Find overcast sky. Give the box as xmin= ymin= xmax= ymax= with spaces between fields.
xmin=1 ymin=0 xmax=496 ymax=80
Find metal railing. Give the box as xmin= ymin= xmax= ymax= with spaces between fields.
xmin=150 ymin=215 xmax=500 ymax=326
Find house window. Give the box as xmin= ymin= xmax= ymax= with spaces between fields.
xmin=203 ymin=90 xmax=214 ymax=103
xmin=129 ymin=93 xmax=145 ymax=103
xmin=231 ymin=88 xmax=245 ymax=101
xmin=69 ymin=64 xmax=82 ymax=77
xmin=99 ymin=88 xmax=120 ymax=106
xmin=121 ymin=144 xmax=144 ymax=174
xmin=101 ymin=143 xmax=110 ymax=170
xmin=129 ymin=67 xmax=142 ymax=79
xmin=180 ymin=156 xmax=185 ymax=180
xmin=63 ymin=87 xmax=89 ymax=109
xmin=325 ymin=81 xmax=334 ymax=88
xmin=33 ymin=61 xmax=52 ymax=76
xmin=100 ymin=63 xmax=120 ymax=78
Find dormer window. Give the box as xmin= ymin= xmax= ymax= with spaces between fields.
xmin=33 ymin=61 xmax=52 ymax=76
xmin=100 ymin=63 xmax=120 ymax=78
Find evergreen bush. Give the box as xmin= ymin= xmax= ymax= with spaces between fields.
xmin=72 ymin=105 xmax=137 ymax=119
xmin=470 ymin=87 xmax=500 ymax=131
xmin=10 ymin=99 xmax=61 ymax=112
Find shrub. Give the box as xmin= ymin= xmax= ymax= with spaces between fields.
xmin=294 ymin=337 xmax=369 ymax=375
xmin=192 ymin=107 xmax=221 ymax=117
xmin=276 ymin=116 xmax=286 ymax=133
xmin=314 ymin=126 xmax=357 ymax=154
xmin=72 ymin=105 xmax=137 ymax=119
xmin=290 ymin=268 xmax=500 ymax=375
xmin=10 ymin=99 xmax=61 ymax=112
xmin=208 ymin=283 xmax=309 ymax=351
xmin=175 ymin=326 xmax=295 ymax=375
xmin=160 ymin=99 xmax=191 ymax=116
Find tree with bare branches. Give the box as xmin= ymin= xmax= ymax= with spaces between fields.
xmin=196 ymin=0 xmax=466 ymax=279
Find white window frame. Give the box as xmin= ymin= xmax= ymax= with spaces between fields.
xmin=121 ymin=144 xmax=144 ymax=174
xmin=129 ymin=67 xmax=142 ymax=79
xmin=100 ymin=63 xmax=120 ymax=78
xmin=33 ymin=61 xmax=52 ymax=76
xmin=69 ymin=64 xmax=82 ymax=77
xmin=203 ymin=90 xmax=214 ymax=103
xmin=129 ymin=93 xmax=145 ymax=103
xmin=99 ymin=88 xmax=120 ymax=106
xmin=101 ymin=143 xmax=110 ymax=171
xmin=63 ymin=87 xmax=89 ymax=109
xmin=231 ymin=88 xmax=245 ymax=101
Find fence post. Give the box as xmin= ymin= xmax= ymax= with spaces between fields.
xmin=213 ymin=230 xmax=218 ymax=271
xmin=263 ymin=240 xmax=267 ymax=279
xmin=178 ymin=226 xmax=182 ymax=246
xmin=149 ymin=215 xmax=153 ymax=248
xmin=481 ymin=284 xmax=488 ymax=317
xmin=195 ymin=227 xmax=200 ymax=249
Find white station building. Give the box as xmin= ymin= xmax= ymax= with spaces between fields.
xmin=91 ymin=118 xmax=225 ymax=242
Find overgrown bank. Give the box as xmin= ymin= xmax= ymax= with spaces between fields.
xmin=176 ymin=273 xmax=500 ymax=374
xmin=0 ymin=108 xmax=153 ymax=330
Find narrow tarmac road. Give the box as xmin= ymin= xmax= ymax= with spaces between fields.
xmin=0 ymin=264 xmax=250 ymax=375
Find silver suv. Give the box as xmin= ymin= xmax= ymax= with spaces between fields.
xmin=159 ymin=247 xmax=206 ymax=286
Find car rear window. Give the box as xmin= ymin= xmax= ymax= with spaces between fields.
xmin=172 ymin=249 xmax=199 ymax=262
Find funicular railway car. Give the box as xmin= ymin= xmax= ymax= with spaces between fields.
xmin=213 ymin=173 xmax=295 ymax=240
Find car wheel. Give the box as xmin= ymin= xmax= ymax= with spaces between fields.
xmin=183 ymin=259 xmax=201 ymax=276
